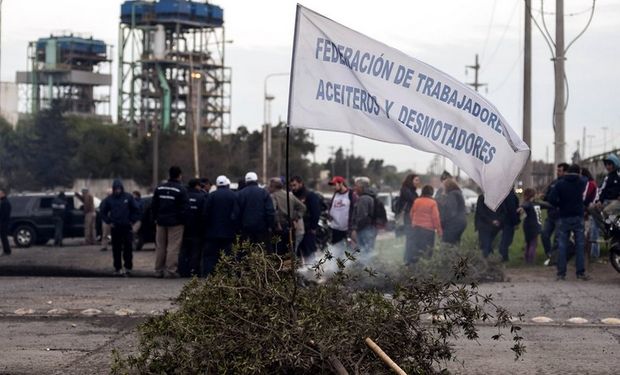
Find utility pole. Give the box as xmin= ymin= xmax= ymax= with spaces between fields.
xmin=553 ymin=0 xmax=565 ymax=166
xmin=587 ymin=135 xmax=594 ymax=157
xmin=152 ymin=121 xmax=159 ymax=188
xmin=466 ymin=54 xmax=487 ymax=92
xmin=522 ymin=0 xmax=533 ymax=188
xmin=463 ymin=54 xmax=486 ymax=179
xmin=329 ymin=146 xmax=335 ymax=177
xmin=582 ymin=127 xmax=586 ymax=158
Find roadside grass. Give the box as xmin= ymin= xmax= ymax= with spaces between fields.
xmin=376 ymin=212 xmax=610 ymax=269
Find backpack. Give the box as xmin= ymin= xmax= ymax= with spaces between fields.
xmin=372 ymin=197 xmax=388 ymax=228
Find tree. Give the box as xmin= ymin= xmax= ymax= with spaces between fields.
xmin=112 ymin=246 xmax=525 ymax=374
xmin=24 ymin=103 xmax=77 ymax=189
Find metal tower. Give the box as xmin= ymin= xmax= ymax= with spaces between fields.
xmin=117 ymin=0 xmax=231 ymax=138
xmin=15 ymin=32 xmax=112 ymax=118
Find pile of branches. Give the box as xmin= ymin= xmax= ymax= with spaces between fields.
xmin=112 ymin=243 xmax=524 ymax=374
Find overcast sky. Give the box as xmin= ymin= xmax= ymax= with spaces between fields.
xmin=2 ymin=0 xmax=619 ymax=174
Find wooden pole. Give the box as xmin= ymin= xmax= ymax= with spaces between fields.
xmin=365 ymin=337 xmax=407 ymax=375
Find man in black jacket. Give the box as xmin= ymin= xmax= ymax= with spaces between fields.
xmin=291 ymin=175 xmax=322 ymax=261
xmin=203 ymin=175 xmax=239 ymax=276
xmin=548 ymin=164 xmax=589 ymax=281
xmin=590 ymin=154 xmax=620 ymax=234
xmin=100 ymin=180 xmax=140 ymax=276
xmin=0 ymin=189 xmax=11 ymax=256
xmin=541 ymin=163 xmax=569 ymax=263
xmin=474 ymin=194 xmax=503 ymax=258
xmin=51 ymin=192 xmax=68 ymax=247
xmin=178 ymin=179 xmax=206 ymax=277
xmin=152 ymin=166 xmax=189 ymax=278
xmin=498 ymin=189 xmax=520 ymax=262
xmin=237 ymin=172 xmax=275 ymax=249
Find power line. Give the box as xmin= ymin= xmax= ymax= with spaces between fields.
xmin=480 ymin=0 xmax=498 ymax=63
xmin=482 ymin=0 xmax=520 ymax=67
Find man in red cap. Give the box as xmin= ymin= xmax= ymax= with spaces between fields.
xmin=328 ymin=176 xmax=357 ymax=245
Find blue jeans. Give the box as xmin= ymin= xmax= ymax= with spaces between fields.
xmin=479 ymin=226 xmax=500 ymax=257
xmin=499 ymin=224 xmax=516 ymax=262
xmin=541 ymin=217 xmax=558 ymax=256
xmin=556 ymin=216 xmax=585 ymax=277
xmin=357 ymin=226 xmax=377 ymax=261
xmin=589 ymin=218 xmax=600 ymax=258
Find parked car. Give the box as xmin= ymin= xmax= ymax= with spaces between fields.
xmin=134 ymin=196 xmax=155 ymax=251
xmin=461 ymin=188 xmax=479 ymax=214
xmin=376 ymin=192 xmax=397 ymax=230
xmin=8 ymin=192 xmax=101 ymax=248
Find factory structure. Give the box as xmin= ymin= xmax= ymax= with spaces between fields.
xmin=12 ymin=0 xmax=230 ymax=138
xmin=15 ymin=33 xmax=112 ymax=119
xmin=117 ymin=0 xmax=231 ymax=137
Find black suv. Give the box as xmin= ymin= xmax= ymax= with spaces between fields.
xmin=8 ymin=193 xmax=100 ymax=247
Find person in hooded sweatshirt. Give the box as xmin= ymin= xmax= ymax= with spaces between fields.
xmin=100 ymin=180 xmax=140 ymax=276
xmin=548 ymin=164 xmax=590 ymax=281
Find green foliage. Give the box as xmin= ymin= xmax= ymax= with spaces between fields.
xmin=112 ymin=243 xmax=525 ymax=374
xmin=25 ymin=103 xmax=77 ymax=189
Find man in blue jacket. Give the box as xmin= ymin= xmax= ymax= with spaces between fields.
xmin=548 ymin=164 xmax=589 ymax=281
xmin=237 ymin=172 xmax=275 ymax=249
xmin=203 ymin=175 xmax=239 ymax=276
xmin=100 ymin=180 xmax=140 ymax=276
xmin=152 ymin=166 xmax=189 ymax=278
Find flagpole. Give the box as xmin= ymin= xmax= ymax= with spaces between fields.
xmin=285 ymin=4 xmax=302 ymax=256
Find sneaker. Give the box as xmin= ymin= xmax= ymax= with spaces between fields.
xmin=576 ymin=274 xmax=591 ymax=281
xmin=113 ymin=270 xmax=122 ymax=276
xmin=556 ymin=275 xmax=566 ymax=281
xmin=544 ymin=257 xmax=551 ymax=266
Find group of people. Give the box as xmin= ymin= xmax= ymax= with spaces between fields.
xmin=539 ymin=157 xmax=619 ymax=280
xmin=3 ymin=154 xmax=618 ymax=281
xmin=394 ymin=171 xmax=468 ymax=265
xmin=475 ymin=156 xmax=620 ymax=281
xmin=98 ymin=166 xmax=333 ymax=278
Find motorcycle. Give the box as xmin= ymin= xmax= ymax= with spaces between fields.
xmin=604 ymin=217 xmax=620 ymax=273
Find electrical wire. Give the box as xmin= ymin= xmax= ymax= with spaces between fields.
xmin=483 ymin=0 xmax=520 ymax=67
xmin=480 ymin=0 xmax=498 ymax=63
xmin=527 ymin=2 xmax=555 ymax=57
xmin=540 ymin=0 xmax=556 ymax=50
xmin=489 ymin=49 xmax=524 ymax=93
xmin=565 ymin=0 xmax=596 ymax=53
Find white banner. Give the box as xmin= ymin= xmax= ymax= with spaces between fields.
xmin=288 ymin=5 xmax=530 ymax=210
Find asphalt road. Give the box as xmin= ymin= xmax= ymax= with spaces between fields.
xmin=0 ymin=241 xmax=619 ymax=374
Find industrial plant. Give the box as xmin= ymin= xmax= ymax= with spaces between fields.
xmin=117 ymin=0 xmax=231 ymax=138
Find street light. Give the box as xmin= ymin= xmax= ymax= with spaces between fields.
xmin=262 ymin=72 xmax=289 ymax=183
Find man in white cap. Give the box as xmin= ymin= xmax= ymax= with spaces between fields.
xmin=203 ymin=175 xmax=239 ymax=276
xmin=237 ymin=172 xmax=275 ymax=249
